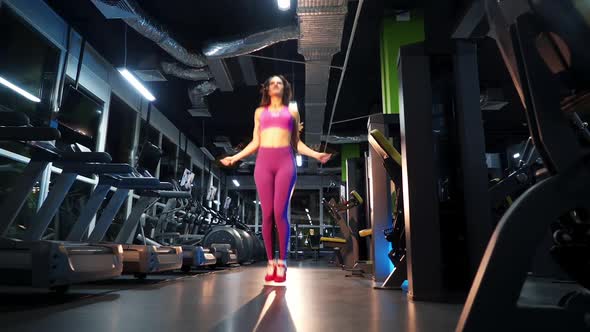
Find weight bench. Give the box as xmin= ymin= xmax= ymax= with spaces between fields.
xmin=320 ymin=236 xmax=346 ymax=266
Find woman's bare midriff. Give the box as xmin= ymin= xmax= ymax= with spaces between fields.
xmin=260 ymin=128 xmax=292 ymax=148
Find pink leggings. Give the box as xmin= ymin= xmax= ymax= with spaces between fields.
xmin=254 ymin=146 xmax=297 ymax=260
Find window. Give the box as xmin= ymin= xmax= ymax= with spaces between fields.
xmin=210 ymin=176 xmax=220 ymax=210
xmin=177 ymin=149 xmax=190 ymax=178
xmin=224 ymin=189 xmax=238 ymax=213
xmin=189 ymin=164 xmax=207 ymax=200
xmin=224 ymin=189 xmax=259 ymax=228
xmin=97 ymin=190 xmax=130 ymax=242
xmin=105 ymin=94 xmax=137 ymax=163
xmin=291 ymin=226 xmax=321 ymax=252
xmin=0 ymin=5 xmax=60 ymax=127
xmin=322 ymin=187 xmax=342 ymax=237
xmin=291 ymin=189 xmax=320 ymax=226
xmin=48 ymin=177 xmax=93 ymax=239
xmin=160 ymin=135 xmax=177 ymax=182
xmin=55 ymin=83 xmax=104 ymax=151
xmin=139 ymin=119 xmax=160 ymax=147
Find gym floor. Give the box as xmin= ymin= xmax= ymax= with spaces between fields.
xmin=0 ymin=260 xmax=462 ymax=332
xmin=0 ymin=261 xmax=580 ymax=332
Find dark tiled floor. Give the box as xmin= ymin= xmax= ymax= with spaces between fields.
xmin=0 ymin=261 xmax=463 ymax=332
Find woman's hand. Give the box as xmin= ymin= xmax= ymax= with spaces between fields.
xmin=299 ymin=121 xmax=304 ymax=133
xmin=220 ymin=156 xmax=237 ymax=167
xmin=315 ymin=152 xmax=332 ymax=164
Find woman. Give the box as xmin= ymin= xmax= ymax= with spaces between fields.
xmin=220 ymin=75 xmax=331 ymax=283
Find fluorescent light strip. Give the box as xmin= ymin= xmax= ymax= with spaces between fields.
xmin=118 ymin=68 xmax=156 ymax=101
xmin=0 ymin=76 xmax=41 ymax=103
xmin=232 ymin=179 xmax=240 ymax=187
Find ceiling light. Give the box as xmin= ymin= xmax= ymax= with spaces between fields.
xmin=232 ymin=179 xmax=240 ymax=187
xmin=0 ymin=76 xmax=41 ymax=103
xmin=513 ymin=153 xmax=521 ymax=159
xmin=296 ymin=155 xmax=302 ymax=167
xmin=277 ymin=0 xmax=290 ymax=11
xmin=118 ymin=68 xmax=156 ymax=101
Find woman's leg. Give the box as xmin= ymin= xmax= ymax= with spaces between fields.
xmin=273 ymin=153 xmax=297 ymax=262
xmin=254 ymin=156 xmax=276 ymax=262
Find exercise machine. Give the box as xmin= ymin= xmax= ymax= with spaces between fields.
xmin=63 ymin=143 xmax=186 ymax=278
xmin=87 ymin=176 xmax=186 ymax=278
xmin=488 ymin=138 xmax=545 ymax=225
xmin=457 ymin=1 xmax=590 ymax=330
xmin=320 ymin=191 xmax=365 ymax=271
xmin=368 ymin=129 xmax=407 ymax=290
xmin=0 ymin=115 xmax=124 ymax=291
xmin=177 ymin=187 xmax=240 ymax=267
xmin=147 ymin=189 xmax=217 ymax=272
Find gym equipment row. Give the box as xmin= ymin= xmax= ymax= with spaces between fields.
xmin=318 ymin=121 xmax=407 ymax=287
xmin=0 ymin=112 xmax=252 ymax=292
xmin=144 ymin=183 xmax=266 ymax=267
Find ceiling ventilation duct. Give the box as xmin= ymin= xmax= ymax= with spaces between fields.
xmin=133 ymin=69 xmax=167 ymax=82
xmin=90 ymin=0 xmax=210 ymax=69
xmin=161 ymin=61 xmax=212 ymax=81
xmin=89 ymin=0 xmax=137 ymax=19
xmin=91 ymin=0 xmax=350 ymax=155
xmin=297 ymin=0 xmax=348 ymax=146
xmin=203 ymin=25 xmax=300 ymax=59
xmin=90 ymin=0 xmax=231 ymax=112
xmin=91 ymin=0 xmax=295 ymax=88
xmin=115 ymin=0 xmax=208 ymax=68
xmin=187 ymin=81 xmax=217 ymax=117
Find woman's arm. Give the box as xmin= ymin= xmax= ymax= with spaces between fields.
xmin=290 ymin=104 xmax=332 ymax=164
xmin=297 ymin=140 xmax=319 ymax=159
xmin=220 ymin=108 xmax=262 ymax=166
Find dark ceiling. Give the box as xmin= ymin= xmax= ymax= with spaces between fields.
xmin=43 ymin=0 xmax=391 ymax=158
xmin=42 ymin=0 xmax=528 ymax=166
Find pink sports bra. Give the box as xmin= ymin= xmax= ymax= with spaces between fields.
xmin=259 ymin=106 xmax=294 ymax=132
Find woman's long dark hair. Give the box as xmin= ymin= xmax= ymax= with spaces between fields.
xmin=259 ymin=75 xmax=292 ymax=107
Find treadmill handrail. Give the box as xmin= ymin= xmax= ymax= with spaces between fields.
xmin=0 ymin=127 xmax=61 ymax=141
xmin=158 ymin=191 xmax=193 ymax=199
xmin=60 ymin=163 xmax=133 ymax=175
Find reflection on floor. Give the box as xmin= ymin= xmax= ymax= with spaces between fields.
xmin=0 ymin=260 xmax=460 ymax=332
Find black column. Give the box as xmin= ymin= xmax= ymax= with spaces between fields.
xmin=452 ymin=40 xmax=493 ymax=279
xmin=398 ymin=43 xmax=444 ymax=301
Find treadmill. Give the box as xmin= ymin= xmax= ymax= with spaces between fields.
xmin=80 ymin=172 xmax=185 ymax=278
xmin=0 ymin=116 xmax=125 ymax=291
xmin=154 ymin=195 xmax=217 ymax=272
